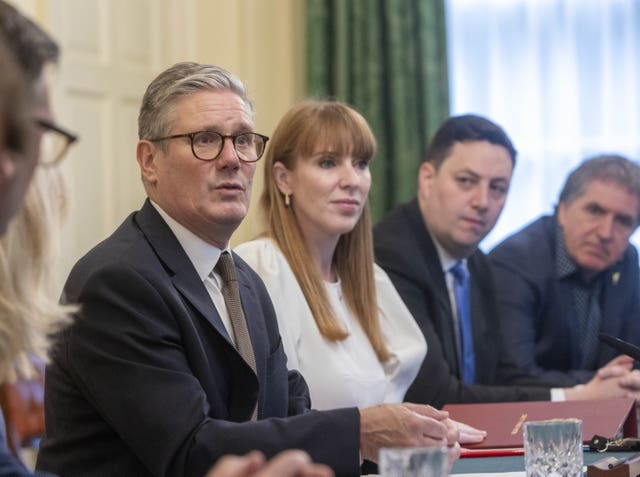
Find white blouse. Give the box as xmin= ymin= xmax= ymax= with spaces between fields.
xmin=235 ymin=238 xmax=426 ymax=410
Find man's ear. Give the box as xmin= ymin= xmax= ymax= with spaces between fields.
xmin=136 ymin=140 xmax=159 ymax=185
xmin=418 ymin=161 xmax=436 ymax=199
xmin=557 ymin=201 xmax=567 ymax=228
xmin=272 ymin=161 xmax=292 ymax=195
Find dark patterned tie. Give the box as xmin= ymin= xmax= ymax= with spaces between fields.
xmin=574 ymin=282 xmax=602 ymax=369
xmin=450 ymin=261 xmax=476 ymax=384
xmin=215 ymin=251 xmax=258 ymax=419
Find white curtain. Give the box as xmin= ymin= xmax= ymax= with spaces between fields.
xmin=446 ymin=0 xmax=640 ymax=251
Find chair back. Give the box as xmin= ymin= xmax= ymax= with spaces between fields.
xmin=0 ymin=357 xmax=45 ymax=461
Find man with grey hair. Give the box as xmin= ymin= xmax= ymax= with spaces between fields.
xmin=490 ymin=154 xmax=640 ymax=387
xmin=37 ymin=61 xmax=459 ymax=477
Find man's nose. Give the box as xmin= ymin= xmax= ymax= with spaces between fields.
xmin=471 ymin=185 xmax=489 ymax=210
xmin=596 ymin=214 xmax=615 ymax=240
xmin=216 ymin=137 xmax=240 ymax=168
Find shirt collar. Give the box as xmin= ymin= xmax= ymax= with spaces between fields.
xmin=150 ymin=200 xmax=229 ymax=281
xmin=430 ymin=230 xmax=466 ymax=273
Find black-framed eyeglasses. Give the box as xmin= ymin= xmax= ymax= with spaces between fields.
xmin=149 ymin=130 xmax=269 ymax=163
xmin=35 ymin=118 xmax=79 ymax=166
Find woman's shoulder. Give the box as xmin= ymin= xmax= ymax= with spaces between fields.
xmin=373 ymin=262 xmax=398 ymax=289
xmin=374 ymin=263 xmax=423 ymax=330
xmin=235 ymin=237 xmax=289 ymax=277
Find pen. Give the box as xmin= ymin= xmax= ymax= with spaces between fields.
xmin=606 ymin=452 xmax=640 ymax=469
xmin=460 ymin=448 xmax=524 ymax=458
xmin=608 ymin=456 xmax=626 ymax=469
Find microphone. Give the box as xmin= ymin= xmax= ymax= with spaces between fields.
xmin=599 ymin=333 xmax=640 ymax=361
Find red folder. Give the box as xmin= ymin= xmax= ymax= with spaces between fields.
xmin=444 ymin=398 xmax=637 ymax=449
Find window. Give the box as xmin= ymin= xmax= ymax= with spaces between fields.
xmin=446 ymin=0 xmax=640 ymax=251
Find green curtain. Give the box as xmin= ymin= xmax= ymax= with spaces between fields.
xmin=306 ymin=0 xmax=449 ymax=220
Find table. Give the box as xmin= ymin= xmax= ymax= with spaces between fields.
xmin=450 ymin=450 xmax=636 ymax=474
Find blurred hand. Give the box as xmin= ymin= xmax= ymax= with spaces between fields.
xmin=204 ymin=450 xmax=333 ymax=477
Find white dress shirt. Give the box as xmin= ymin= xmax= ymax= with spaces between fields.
xmin=235 ymin=238 xmax=426 ymax=410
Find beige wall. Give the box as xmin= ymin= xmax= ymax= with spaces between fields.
xmin=195 ymin=0 xmax=307 ymax=244
xmin=9 ymin=0 xmax=306 ymax=286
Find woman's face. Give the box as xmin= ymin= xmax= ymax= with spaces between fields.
xmin=275 ymin=146 xmax=372 ymax=245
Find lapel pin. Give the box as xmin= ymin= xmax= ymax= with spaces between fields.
xmin=612 ymin=272 xmax=620 ymax=285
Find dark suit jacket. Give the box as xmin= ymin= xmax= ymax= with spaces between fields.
xmin=36 ymin=200 xmax=360 ymax=477
xmin=489 ymin=214 xmax=640 ymax=386
xmin=373 ymin=200 xmax=550 ymax=409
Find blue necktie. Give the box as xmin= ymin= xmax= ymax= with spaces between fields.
xmin=450 ymin=261 xmax=475 ymax=384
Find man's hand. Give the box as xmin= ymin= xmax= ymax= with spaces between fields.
xmin=451 ymin=419 xmax=487 ymax=445
xmin=564 ymin=356 xmax=637 ymax=400
xmin=596 ymin=355 xmax=634 ymax=379
xmin=617 ymin=369 xmax=640 ymax=399
xmin=204 ymin=450 xmax=334 ymax=477
xmin=359 ymin=403 xmax=459 ymax=465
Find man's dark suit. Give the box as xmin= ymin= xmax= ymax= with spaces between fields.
xmin=373 ymin=200 xmax=550 ymax=409
xmin=489 ymin=214 xmax=640 ymax=386
xmin=36 ymin=200 xmax=359 ymax=477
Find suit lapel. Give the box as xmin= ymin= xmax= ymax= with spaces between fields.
xmin=135 ymin=201 xmax=260 ymax=419
xmin=468 ymin=253 xmax=494 ymax=382
xmin=601 ymin=265 xmax=624 ymax=331
xmin=134 ymin=200 xmax=234 ymax=347
xmin=406 ymin=202 xmax=460 ymax=373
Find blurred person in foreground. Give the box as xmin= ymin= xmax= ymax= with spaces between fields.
xmin=0 ymin=18 xmax=73 ymax=475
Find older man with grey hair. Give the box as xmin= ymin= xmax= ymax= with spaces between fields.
xmin=490 ymin=154 xmax=640 ymax=387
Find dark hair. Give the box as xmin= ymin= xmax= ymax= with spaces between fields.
xmin=559 ymin=154 xmax=640 ymax=220
xmin=0 ymin=0 xmax=59 ymax=82
xmin=424 ymin=114 xmax=517 ymax=169
xmin=0 ymin=39 xmax=30 ymax=155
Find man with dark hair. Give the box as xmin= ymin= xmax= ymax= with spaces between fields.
xmin=0 ymin=1 xmax=59 ymax=81
xmin=374 ymin=115 xmax=639 ymax=408
xmin=0 ymin=3 xmax=73 ymax=476
xmin=0 ymin=0 xmax=62 ymax=235
xmin=489 ymin=154 xmax=640 ymax=386
xmin=0 ymin=0 xmax=75 ymax=207
xmin=0 ymin=38 xmax=37 ymax=235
